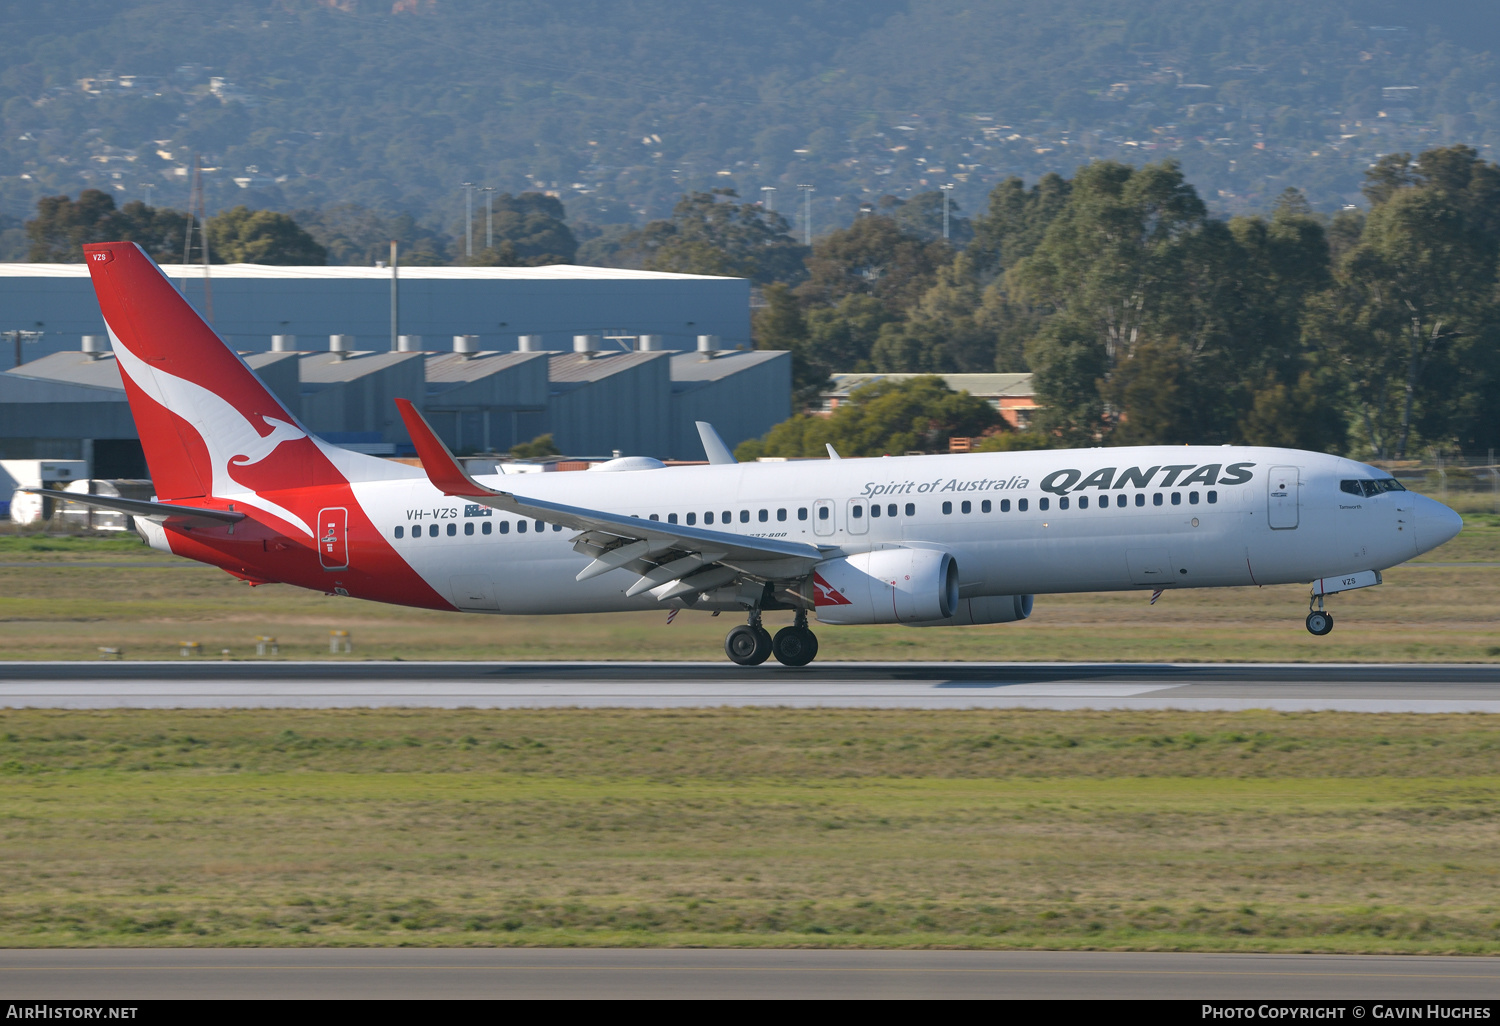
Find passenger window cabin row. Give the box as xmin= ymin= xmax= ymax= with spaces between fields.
xmin=390 ymin=490 xmax=1223 ymax=539
xmin=937 ymin=490 xmax=1218 ymax=515
xmin=394 ymin=519 xmax=560 ymax=539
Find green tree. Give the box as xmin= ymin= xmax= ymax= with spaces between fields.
xmin=206 ymin=206 xmax=326 ymax=264
xmin=753 ymin=283 xmax=827 ymax=410
xmin=885 ymin=191 xmax=973 ymax=245
xmin=1009 ymin=161 xmax=1209 ymax=442
xmin=795 ymin=215 xmax=952 ymax=316
xmin=805 ymin=294 xmax=895 ymax=374
xmin=737 ymin=375 xmax=1002 ymax=459
xmin=620 ymin=190 xmax=805 ymax=284
xmin=25 ymin=190 xmax=190 ymax=263
xmin=464 ymin=192 xmax=577 ymax=266
xmin=1306 ymin=146 xmax=1500 ymax=457
xmin=967 ymin=173 xmax=1071 ymax=282
xmin=510 ymin=433 xmax=561 ymax=459
xmin=871 ymin=257 xmax=994 ymax=372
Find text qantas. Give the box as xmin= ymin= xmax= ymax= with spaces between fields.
xmin=860 ymin=463 xmax=1255 ymax=499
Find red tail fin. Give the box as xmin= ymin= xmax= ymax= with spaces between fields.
xmin=83 ymin=243 xmax=303 ymax=500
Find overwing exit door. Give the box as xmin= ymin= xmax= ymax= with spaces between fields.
xmin=318 ymin=507 xmax=349 ymax=569
xmin=1267 ymin=466 xmax=1299 ymax=529
xmin=813 ymin=499 xmax=835 ymax=536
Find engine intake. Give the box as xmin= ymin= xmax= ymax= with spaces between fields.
xmin=812 ymin=548 xmax=958 ymax=625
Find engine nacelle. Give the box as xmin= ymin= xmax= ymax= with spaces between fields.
xmin=812 ymin=548 xmax=958 ymax=625
xmin=907 ymin=593 xmax=1034 ymax=627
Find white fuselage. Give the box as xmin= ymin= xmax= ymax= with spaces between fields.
xmin=337 ymin=445 xmax=1458 ymax=617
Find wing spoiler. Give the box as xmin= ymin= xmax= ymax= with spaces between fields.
xmin=394 ymin=398 xmax=824 ymax=597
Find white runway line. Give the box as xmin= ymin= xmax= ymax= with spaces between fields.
xmin=3 ymin=662 xmax=1500 ymax=712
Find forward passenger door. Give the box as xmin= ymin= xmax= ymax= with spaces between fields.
xmin=1268 ymin=467 xmax=1299 ymax=530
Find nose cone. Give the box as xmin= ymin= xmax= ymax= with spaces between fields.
xmin=1414 ymin=495 xmax=1463 ymax=554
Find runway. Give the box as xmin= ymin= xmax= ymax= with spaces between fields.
xmin=2 ymin=948 xmax=1498 ymax=999
xmin=2 ymin=661 xmax=1500 ymax=711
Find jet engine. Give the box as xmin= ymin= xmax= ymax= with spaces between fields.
xmin=907 ymin=593 xmax=1034 ymax=627
xmin=812 ymin=548 xmax=958 ymax=625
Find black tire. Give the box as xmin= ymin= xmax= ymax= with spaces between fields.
xmin=753 ymin=625 xmax=773 ymax=664
xmin=1305 ymin=611 xmax=1333 ymax=636
xmin=772 ymin=626 xmax=818 ymax=667
xmin=725 ymin=624 xmax=771 ymax=666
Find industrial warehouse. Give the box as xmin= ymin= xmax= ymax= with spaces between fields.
xmin=0 ymin=261 xmax=789 ymax=515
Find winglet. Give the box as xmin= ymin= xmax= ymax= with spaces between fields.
xmin=395 ymin=397 xmax=500 ymax=497
xmin=826 ymin=443 xmax=842 ymax=460
xmin=696 ymin=421 xmax=736 ymax=465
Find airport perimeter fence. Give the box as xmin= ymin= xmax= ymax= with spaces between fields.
xmin=1369 ymin=450 xmax=1500 ymax=512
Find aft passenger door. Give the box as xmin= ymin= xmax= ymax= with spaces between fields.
xmin=813 ymin=499 xmax=835 ymax=537
xmin=317 ymin=507 xmax=349 ymax=569
xmin=1267 ymin=467 xmax=1299 ymax=530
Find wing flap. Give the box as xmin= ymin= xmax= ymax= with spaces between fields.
xmin=394 ymin=398 xmax=823 ymax=598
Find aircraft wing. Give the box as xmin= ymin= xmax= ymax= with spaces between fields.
xmin=20 ymin=488 xmax=246 ymax=525
xmin=395 ymin=399 xmax=824 ymax=602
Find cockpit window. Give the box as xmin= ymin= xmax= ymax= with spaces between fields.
xmin=1342 ymin=478 xmax=1406 ymax=497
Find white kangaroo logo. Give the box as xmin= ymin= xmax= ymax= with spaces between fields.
xmin=231 ymin=416 xmax=305 ymax=467
xmin=107 ymin=328 xmax=314 ymax=538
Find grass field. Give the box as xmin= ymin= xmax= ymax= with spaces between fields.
xmin=0 ymin=512 xmax=1494 ymax=662
xmin=2 ymin=707 xmax=1499 ymax=952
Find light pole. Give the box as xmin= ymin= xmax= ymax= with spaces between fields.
xmin=798 ymin=184 xmax=814 ymax=246
xmin=482 ymin=186 xmax=495 ymax=251
xmin=460 ymin=182 xmax=474 ymax=258
xmin=5 ymin=329 xmax=43 ymax=371
xmin=940 ymin=183 xmax=955 ymax=240
xmin=760 ymin=186 xmax=776 ymax=212
xmin=389 ymin=241 xmax=399 ymax=353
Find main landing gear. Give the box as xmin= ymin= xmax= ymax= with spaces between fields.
xmin=725 ymin=609 xmax=818 ymax=667
xmin=1305 ymin=593 xmax=1334 ymax=636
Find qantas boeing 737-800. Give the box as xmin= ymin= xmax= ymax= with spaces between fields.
xmin=36 ymin=242 xmax=1463 ymax=666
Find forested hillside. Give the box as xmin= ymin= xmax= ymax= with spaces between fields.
xmin=3 ymin=0 xmax=1499 ymax=247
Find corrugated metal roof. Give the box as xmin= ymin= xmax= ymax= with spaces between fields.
xmin=826 ymin=372 xmax=1034 ymax=396
xmin=547 ymin=350 xmax=669 ymax=385
xmin=669 ymin=349 xmax=787 ymax=385
xmin=424 ymin=351 xmax=550 ymax=384
xmin=0 ymin=262 xmax=737 ymax=282
xmin=0 ymin=368 xmax=127 ymax=403
xmin=8 ymin=351 xmax=124 ymax=392
xmin=299 ymin=351 xmax=426 ymax=384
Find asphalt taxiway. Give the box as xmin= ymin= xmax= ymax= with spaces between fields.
xmin=2 ymin=661 xmax=1499 ymax=711
xmin=1 ymin=948 xmax=1497 ymax=999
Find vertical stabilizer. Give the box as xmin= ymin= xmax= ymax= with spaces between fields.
xmin=84 ymin=243 xmax=306 ymax=500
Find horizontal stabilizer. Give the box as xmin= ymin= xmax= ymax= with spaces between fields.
xmin=22 ymin=488 xmax=245 ymax=525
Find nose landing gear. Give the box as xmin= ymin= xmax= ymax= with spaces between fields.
xmin=1305 ymin=593 xmax=1334 ymax=636
xmin=1305 ymin=610 xmax=1334 ymax=636
xmin=725 ymin=608 xmax=819 ymax=666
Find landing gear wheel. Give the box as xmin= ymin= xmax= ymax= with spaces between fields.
xmin=1305 ymin=611 xmax=1333 ymax=636
xmin=754 ymin=625 xmax=773 ymax=656
xmin=772 ymin=626 xmax=819 ymax=667
xmin=725 ymin=624 xmax=772 ymax=666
